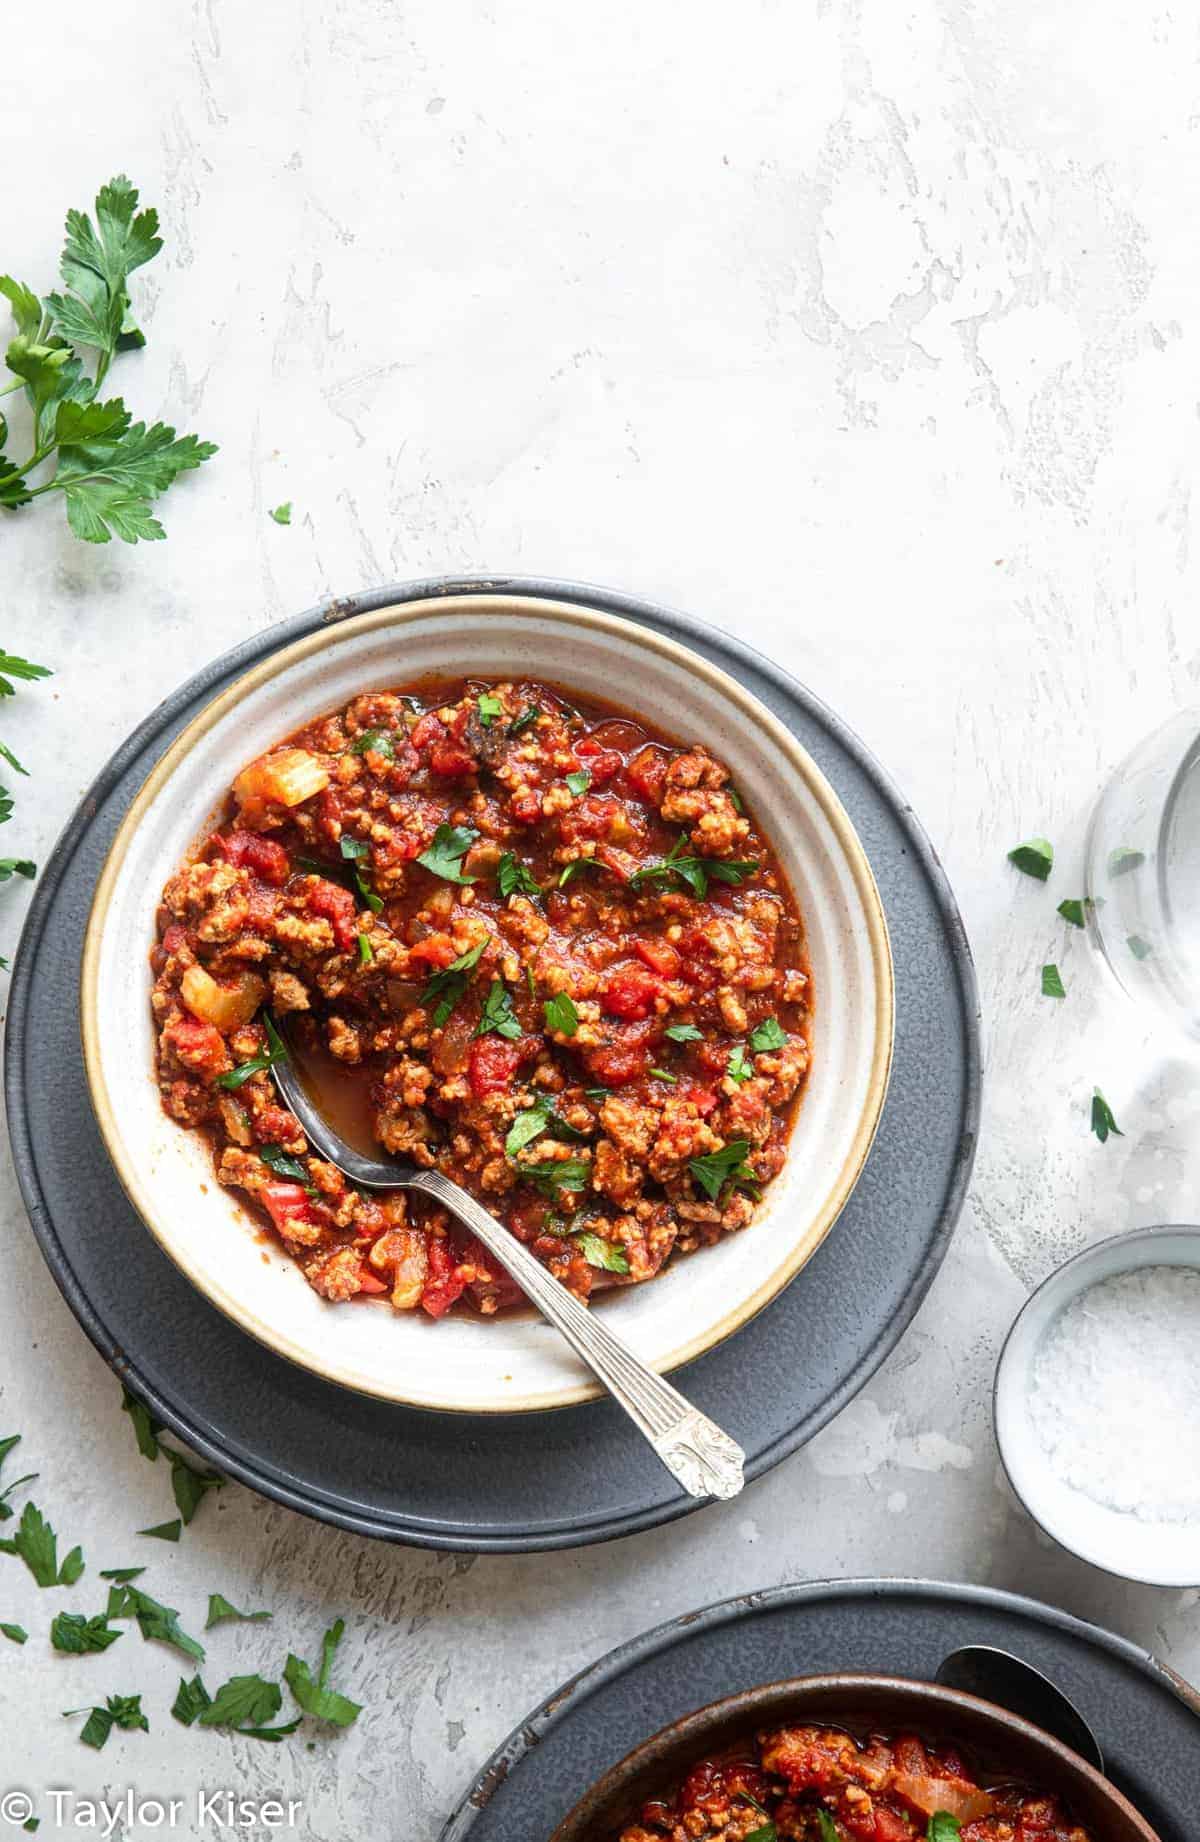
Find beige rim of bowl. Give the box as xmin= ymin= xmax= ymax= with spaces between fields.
xmin=81 ymin=594 xmax=895 ymax=1411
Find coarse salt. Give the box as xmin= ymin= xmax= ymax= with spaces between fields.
xmin=1028 ymin=1264 xmax=1200 ymax=1525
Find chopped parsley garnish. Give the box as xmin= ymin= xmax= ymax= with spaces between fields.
xmin=283 ymin=1617 xmax=362 ymax=1728
xmin=139 ymin=1519 xmax=182 ymax=1542
xmin=474 ymin=979 xmax=521 ymax=1041
xmin=120 ymin=1389 xmax=161 ymax=1462
xmin=1057 ymin=898 xmax=1085 ymax=928
xmin=170 ymin=1453 xmax=223 ymax=1526
xmin=0 ymin=1622 xmax=27 ymax=1644
xmin=171 ymin=1675 xmax=212 ymax=1727
xmin=630 ymin=834 xmax=758 ymax=899
xmin=339 ymin=834 xmax=383 ymax=913
xmin=421 ymin=938 xmax=488 ymax=1027
xmin=0 ymin=1433 xmax=37 ymax=1522
xmin=558 ymin=858 xmax=596 ymax=887
xmin=65 ymin=1693 xmax=148 ymax=1751
xmin=726 ymin=1045 xmax=754 ymax=1083
xmin=206 ymin=1593 xmax=272 ymax=1630
xmin=348 ymin=727 xmax=395 ymax=761
xmin=476 ymin=693 xmax=503 ymax=728
xmin=259 ymin=1144 xmax=310 ymax=1185
xmin=1128 ymin=933 xmax=1153 ymax=960
xmin=1007 ymin=837 xmax=1053 ymax=881
xmin=269 ymin=502 xmax=292 ymax=526
xmin=498 ymin=852 xmax=541 ymax=898
xmin=508 ymin=705 xmax=539 ymax=735
xmin=106 ymin=1583 xmax=205 ymax=1662
xmin=574 ymin=1232 xmax=630 ymax=1275
xmin=517 ymin=1157 xmax=591 ymax=1198
xmin=749 ymin=1016 xmax=786 ymax=1053
xmin=649 ymin=1066 xmax=678 ymax=1084
xmin=0 ymin=1501 xmax=83 ymax=1586
xmin=215 ymin=1014 xmax=287 ymax=1090
xmin=98 ymin=1567 xmax=144 ymax=1583
xmin=51 ymin=1610 xmax=122 ymax=1654
xmin=688 ymin=1138 xmax=757 ymax=1202
xmin=745 ymin=1824 xmax=778 ymax=1842
xmin=1108 ymin=846 xmax=1145 ymax=877
xmin=505 ymin=1098 xmax=554 ymax=1158
xmin=664 ymin=1021 xmax=703 ymax=1044
xmin=543 ymin=991 xmax=579 ymax=1037
xmin=565 ymin=768 xmax=591 ymax=798
xmin=198 ymin=1673 xmax=300 ymax=1742
xmin=1041 ymin=963 xmax=1065 ymax=999
xmin=357 ymin=931 xmax=374 ymax=966
xmin=925 ymin=1818 xmax=962 ymax=1842
xmin=1091 ymin=1088 xmax=1123 ymax=1144
xmin=417 ymin=822 xmax=478 ymax=884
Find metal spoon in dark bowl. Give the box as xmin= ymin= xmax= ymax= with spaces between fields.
xmin=935 ymin=1645 xmax=1104 ymax=1772
xmin=267 ymin=1017 xmax=745 ymax=1502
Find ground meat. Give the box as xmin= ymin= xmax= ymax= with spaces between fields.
xmin=151 ymin=677 xmax=811 ymax=1319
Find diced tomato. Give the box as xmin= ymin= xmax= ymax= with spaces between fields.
xmin=420 ymin=1236 xmax=469 ymax=1318
xmin=412 ymin=707 xmax=477 ymax=777
xmin=211 ymin=828 xmax=290 ymax=886
xmin=632 ymin=935 xmax=680 ymax=977
xmin=315 ymin=786 xmax=344 ymax=844
xmin=162 ymin=1016 xmax=228 ymax=1082
xmin=624 ymin=744 xmax=669 ymax=803
xmin=161 ymin=922 xmax=189 ymax=955
xmin=407 ymin=933 xmax=459 ymax=970
xmin=261 ymin=1182 xmax=316 ymax=1235
xmin=870 ymin=1811 xmax=919 ymax=1842
xmin=430 ymin=739 xmax=476 ymax=776
xmin=680 ymin=1080 xmax=718 ymax=1116
xmin=678 ymin=926 xmax=720 ymax=989
xmin=509 ymin=790 xmax=542 ymax=826
xmin=583 ymin=1020 xmax=656 ymax=1086
xmin=410 ymin=712 xmax=445 ymax=750
xmin=601 ymin=961 xmax=664 ymax=1020
xmin=355 ymin=1267 xmax=389 ymax=1296
xmin=575 ymin=736 xmax=622 ymax=785
xmin=305 ymin=877 xmax=359 ymax=951
xmin=457 ymin=1231 xmax=524 ymax=1313
xmin=595 ymin=844 xmax=636 ymax=883
xmin=561 ymin=794 xmax=622 ymax=842
xmin=467 ymin=1035 xmax=527 ymax=1099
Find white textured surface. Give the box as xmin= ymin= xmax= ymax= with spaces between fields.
xmin=2 ymin=0 xmax=1199 ymax=1826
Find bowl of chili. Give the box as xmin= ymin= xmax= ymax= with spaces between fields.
xmin=82 ymin=593 xmax=893 ymax=1413
xmin=549 ymin=1673 xmax=1159 ymax=1842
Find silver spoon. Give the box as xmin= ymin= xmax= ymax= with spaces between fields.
xmin=935 ymin=1645 xmax=1104 ymax=1771
xmin=267 ymin=1020 xmax=745 ymax=1502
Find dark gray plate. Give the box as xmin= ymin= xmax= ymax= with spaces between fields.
xmin=440 ymin=1579 xmax=1199 ymax=1839
xmin=5 ymin=577 xmax=980 ymax=1551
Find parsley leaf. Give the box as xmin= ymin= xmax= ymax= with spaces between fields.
xmin=170 ymin=1452 xmax=223 ymax=1526
xmin=508 ymin=705 xmax=539 ymax=735
xmin=558 ymin=858 xmax=596 ymax=887
xmin=121 ymin=1388 xmax=162 ymax=1462
xmin=726 ymin=1045 xmax=754 ymax=1083
xmin=688 ymin=1139 xmax=757 ymax=1202
xmin=543 ymin=991 xmax=579 ymax=1037
xmin=171 ymin=1675 xmax=212 ymax=1727
xmin=199 ymin=1673 xmax=292 ymax=1735
xmin=259 ymin=1144 xmax=310 ymax=1185
xmin=574 ymin=1231 xmax=630 ymax=1275
xmin=106 ymin=1584 xmax=205 ymax=1663
xmin=498 ymin=852 xmax=541 ymax=898
xmin=0 ymin=1622 xmax=27 ymax=1644
xmin=348 ymin=727 xmax=395 ymax=761
xmin=815 ymin=1814 xmax=839 ymax=1842
xmin=565 ymin=768 xmax=591 ymax=797
xmin=421 ymin=938 xmax=488 ymax=1027
xmin=0 ymin=651 xmax=51 ymax=698
xmin=0 ymin=1501 xmax=82 ymax=1587
xmin=269 ymin=502 xmax=292 ymax=525
xmin=746 ymin=1824 xmax=778 ymax=1842
xmin=476 ymin=693 xmax=503 ymax=727
xmin=50 ymin=1610 xmax=122 ymax=1654
xmin=1057 ymin=899 xmax=1085 ymax=928
xmin=1008 ymin=837 xmax=1053 ymax=881
xmin=283 ymin=1616 xmax=362 ymax=1728
xmin=516 ymin=1157 xmax=591 ymax=1198
xmin=339 ymin=834 xmax=383 ymax=913
xmin=926 ymin=1818 xmax=962 ymax=1842
xmin=357 ymin=931 xmax=374 ymax=966
xmin=1090 ymin=1088 xmax=1123 ymax=1144
xmin=505 ymin=1098 xmax=554 ymax=1158
xmin=66 ymin=1693 xmax=148 ymax=1751
xmin=749 ymin=1016 xmax=786 ymax=1053
xmin=98 ymin=1567 xmax=144 ymax=1583
xmin=475 ymin=979 xmax=521 ymax=1041
xmin=0 ymin=1434 xmax=36 ymax=1523
xmin=630 ymin=835 xmax=758 ymax=899
xmin=216 ymin=1013 xmax=287 ymax=1090
xmin=1041 ymin=963 xmax=1065 ymax=999
xmin=665 ymin=1021 xmax=703 ymax=1044
xmin=0 ymin=858 xmax=35 ymax=882
xmin=649 ymin=1066 xmax=678 ymax=1083
xmin=139 ymin=1519 xmax=182 ymax=1543
xmin=1108 ymin=846 xmax=1145 ymax=877
xmin=417 ymin=822 xmax=478 ymax=884
xmin=1128 ymin=933 xmax=1153 ymax=960
xmin=206 ymin=1593 xmax=272 ymax=1630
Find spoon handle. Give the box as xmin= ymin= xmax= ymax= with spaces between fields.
xmin=411 ymin=1169 xmax=745 ymax=1502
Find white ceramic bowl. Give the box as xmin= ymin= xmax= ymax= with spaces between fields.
xmin=995 ymin=1224 xmax=1200 ymax=1587
xmin=82 ymin=594 xmax=894 ymax=1413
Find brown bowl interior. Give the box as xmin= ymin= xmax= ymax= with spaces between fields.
xmin=549 ymin=1675 xmax=1159 ymax=1842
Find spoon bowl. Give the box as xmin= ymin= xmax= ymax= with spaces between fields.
xmin=935 ymin=1644 xmax=1104 ymax=1772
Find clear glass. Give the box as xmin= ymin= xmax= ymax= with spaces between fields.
xmin=1086 ymin=709 xmax=1200 ymax=1040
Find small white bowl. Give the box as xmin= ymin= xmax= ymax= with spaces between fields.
xmin=995 ymin=1224 xmax=1200 ymax=1587
xmin=82 ymin=593 xmax=894 ymax=1414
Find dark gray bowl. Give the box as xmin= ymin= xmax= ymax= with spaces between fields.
xmin=550 ymin=1675 xmax=1159 ymax=1841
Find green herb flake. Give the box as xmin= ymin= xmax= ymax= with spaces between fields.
xmin=347 ymin=728 xmax=395 ymax=761
xmin=558 ymin=858 xmax=595 ymax=888
xmin=505 ymin=1098 xmax=554 ymax=1159
xmin=1108 ymin=846 xmax=1145 ymax=877
xmin=215 ymin=1015 xmax=287 ymax=1091
xmin=1041 ymin=963 xmax=1066 ymax=999
xmin=170 ymin=1453 xmax=223 ymax=1527
xmin=106 ymin=1584 xmax=205 ymax=1663
xmin=517 ymin=1157 xmax=591 ymax=1199
xmin=1057 ymin=898 xmax=1086 ymax=928
xmin=746 ymin=1824 xmax=778 ymax=1842
xmin=498 ymin=852 xmax=541 ymax=899
xmin=664 ymin=1021 xmax=703 ymax=1044
xmin=283 ymin=1616 xmax=362 ymax=1728
xmin=476 ymin=693 xmax=503 ymax=728
xmin=121 ymin=1388 xmax=162 ymax=1462
xmin=171 ymin=1675 xmax=212 ymax=1727
xmin=65 ymin=1692 xmax=148 ymax=1751
xmin=649 ymin=1067 xmax=678 ymax=1084
xmin=926 ymin=1817 xmax=963 ymax=1842
xmin=630 ymin=834 xmax=758 ymax=900
xmin=726 ymin=1045 xmax=754 ymax=1083
xmin=474 ymin=979 xmax=521 ymax=1041
xmin=139 ymin=1519 xmax=182 ymax=1543
xmin=565 ymin=769 xmax=591 ymax=798
xmin=98 ymin=1567 xmax=144 ymax=1583
xmin=259 ymin=1144 xmax=310 ymax=1185
xmin=749 ymin=1016 xmax=786 ymax=1053
xmin=574 ymin=1231 xmax=630 ymax=1275
xmin=508 ymin=706 xmax=539 ymax=736
xmin=0 ymin=1501 xmax=82 ymax=1587
xmin=1007 ymin=837 xmax=1054 ymax=881
xmin=269 ymin=502 xmax=292 ymax=526
xmin=417 ymin=822 xmax=478 ymax=885
xmin=206 ymin=1592 xmax=272 ymax=1630
xmin=1128 ymin=933 xmax=1153 ymax=960
xmin=198 ymin=1673 xmax=300 ymax=1741
xmin=0 ymin=1434 xmax=37 ymax=1524
xmin=357 ymin=931 xmax=374 ymax=966
xmin=339 ymin=834 xmax=383 ymax=913
xmin=1091 ymin=1087 xmax=1123 ymax=1144
xmin=688 ymin=1138 xmax=757 ymax=1202
xmin=50 ymin=1610 xmax=122 ymax=1654
xmin=543 ymin=991 xmax=579 ymax=1037
xmin=421 ymin=938 xmax=488 ymax=1028
xmin=0 ymin=1622 xmax=27 ymax=1644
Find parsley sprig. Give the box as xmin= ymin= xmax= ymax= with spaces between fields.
xmin=0 ymin=177 xmax=216 ymax=542
xmin=420 ymin=938 xmax=488 ymax=1027
xmin=630 ymin=834 xmax=758 ymax=899
xmin=688 ymin=1138 xmax=758 ymax=1203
